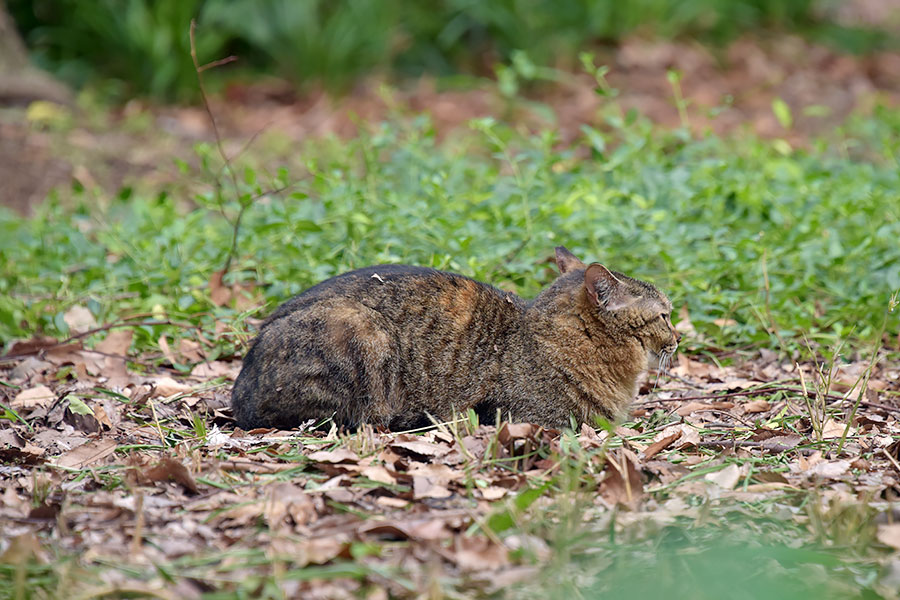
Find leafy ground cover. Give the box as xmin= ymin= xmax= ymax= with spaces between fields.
xmin=2 ymin=85 xmax=900 ymax=597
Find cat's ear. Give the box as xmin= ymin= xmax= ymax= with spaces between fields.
xmin=584 ymin=264 xmax=638 ymax=311
xmin=555 ymin=246 xmax=586 ymax=274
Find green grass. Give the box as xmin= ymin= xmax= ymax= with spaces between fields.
xmin=3 ymin=106 xmax=899 ymax=355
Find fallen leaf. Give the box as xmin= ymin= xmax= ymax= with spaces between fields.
xmin=498 ymin=422 xmax=537 ymax=444
xmin=642 ymin=432 xmax=681 ymax=460
xmin=878 ymin=524 xmax=900 ymax=550
xmin=743 ymin=399 xmax=770 ymax=413
xmin=152 ymin=376 xmax=193 ymax=398
xmin=480 ymin=486 xmax=508 ymax=500
xmin=308 ymin=449 xmax=360 ymax=463
xmin=361 ymin=519 xmax=448 ymax=541
xmin=95 ymin=329 xmax=133 ymax=355
xmin=445 ymin=535 xmax=510 ymax=571
xmin=361 ymin=465 xmax=397 ymax=485
xmin=810 ymin=460 xmax=851 ymax=479
xmin=12 ymin=384 xmax=56 ymax=409
xmin=705 ymin=464 xmax=742 ymax=489
xmin=144 ymin=457 xmax=200 ymax=493
xmin=600 ymin=449 xmax=644 ymax=509
xmin=63 ymin=305 xmax=97 ymax=334
xmin=821 ymin=418 xmax=855 ymax=439
xmin=390 ymin=438 xmax=451 ymax=459
xmin=209 ymin=270 xmax=232 ymax=306
xmin=53 ymin=439 xmax=117 ymax=469
xmin=413 ymin=476 xmax=452 ymax=499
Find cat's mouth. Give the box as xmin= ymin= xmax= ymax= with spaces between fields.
xmin=649 ymin=344 xmax=677 ymax=388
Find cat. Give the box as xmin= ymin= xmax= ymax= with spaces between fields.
xmin=231 ymin=247 xmax=679 ymax=431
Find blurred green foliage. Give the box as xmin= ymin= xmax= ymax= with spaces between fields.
xmin=8 ymin=0 xmax=889 ymax=101
xmin=2 ymin=106 xmax=898 ymax=354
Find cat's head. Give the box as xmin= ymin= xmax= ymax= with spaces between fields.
xmin=555 ymin=246 xmax=680 ymax=362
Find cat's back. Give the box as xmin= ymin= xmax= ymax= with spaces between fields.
xmin=264 ymin=264 xmax=523 ymax=326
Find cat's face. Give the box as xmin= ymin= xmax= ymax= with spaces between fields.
xmin=554 ymin=246 xmax=680 ymax=364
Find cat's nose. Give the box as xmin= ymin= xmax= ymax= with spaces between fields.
xmin=675 ymin=331 xmax=682 ymax=343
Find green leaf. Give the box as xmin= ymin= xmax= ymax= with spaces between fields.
xmin=772 ymin=98 xmax=793 ymax=129
xmin=68 ymin=397 xmax=94 ymax=416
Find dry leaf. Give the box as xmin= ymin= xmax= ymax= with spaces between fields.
xmin=743 ymin=399 xmax=770 ymax=413
xmin=53 ymin=439 xmax=117 ymax=469
xmin=877 ymin=524 xmax=900 ymax=550
xmin=705 ymin=464 xmax=742 ymax=489
xmin=95 ymin=329 xmax=133 ymax=355
xmin=361 ymin=465 xmax=397 ymax=485
xmin=643 ymin=432 xmax=681 ymax=460
xmin=144 ymin=457 xmax=200 ymax=493
xmin=445 ymin=535 xmax=509 ymax=571
xmin=152 ymin=376 xmax=193 ymax=398
xmin=12 ymin=384 xmax=56 ymax=409
xmin=600 ymin=449 xmax=644 ymax=509
xmin=63 ymin=305 xmax=97 ymax=334
xmin=413 ymin=476 xmax=452 ymax=499
xmin=209 ymin=270 xmax=232 ymax=306
xmin=308 ymin=449 xmax=360 ymax=463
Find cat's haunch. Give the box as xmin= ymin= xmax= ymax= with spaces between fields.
xmin=231 ymin=247 xmax=678 ymax=431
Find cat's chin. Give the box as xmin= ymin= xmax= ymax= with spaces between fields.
xmin=647 ymin=349 xmax=674 ymax=371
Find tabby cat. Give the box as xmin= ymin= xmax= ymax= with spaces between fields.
xmin=231 ymin=247 xmax=678 ymax=430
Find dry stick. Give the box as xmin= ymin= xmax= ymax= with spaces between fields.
xmin=882 ymin=448 xmax=900 ymax=474
xmin=189 ymin=19 xmax=243 ymax=277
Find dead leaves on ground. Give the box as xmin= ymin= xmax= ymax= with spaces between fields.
xmin=2 ymin=340 xmax=900 ymax=597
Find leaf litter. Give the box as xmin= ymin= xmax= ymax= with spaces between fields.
xmin=2 ymin=327 xmax=900 ymax=597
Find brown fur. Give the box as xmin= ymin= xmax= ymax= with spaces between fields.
xmin=231 ymin=247 xmax=679 ymax=430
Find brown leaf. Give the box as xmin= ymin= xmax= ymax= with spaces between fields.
xmin=642 ymin=432 xmax=681 ymax=460
xmin=95 ymin=329 xmax=133 ymax=355
xmin=877 ymin=524 xmax=900 ymax=550
xmin=144 ymin=457 xmax=200 ymax=493
xmin=497 ymin=422 xmax=537 ymax=444
xmin=704 ymin=463 xmax=742 ymax=489
xmin=480 ymin=486 xmax=508 ymax=500
xmin=445 ymin=535 xmax=510 ymax=571
xmin=361 ymin=518 xmax=448 ymax=541
xmin=360 ymin=465 xmax=397 ymax=485
xmin=308 ymin=448 xmax=360 ymax=463
xmin=743 ymin=399 xmax=770 ymax=413
xmin=152 ymin=376 xmax=193 ymax=398
xmin=209 ymin=270 xmax=232 ymax=306
xmin=389 ymin=438 xmax=451 ymax=459
xmin=600 ymin=449 xmax=644 ymax=509
xmin=413 ymin=476 xmax=452 ymax=500
xmin=264 ymin=483 xmax=317 ymax=529
xmin=63 ymin=305 xmax=97 ymax=334
xmin=12 ymin=384 xmax=56 ymax=409
xmin=53 ymin=439 xmax=117 ymax=469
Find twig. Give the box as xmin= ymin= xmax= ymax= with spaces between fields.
xmin=0 ymin=319 xmax=197 ymax=362
xmin=882 ymin=448 xmax=900 ymax=474
xmin=189 ymin=19 xmax=243 ymax=277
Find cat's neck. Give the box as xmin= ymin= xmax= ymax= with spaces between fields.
xmin=525 ymin=284 xmax=648 ymax=410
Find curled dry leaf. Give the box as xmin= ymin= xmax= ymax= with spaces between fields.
xmin=144 ymin=457 xmax=200 ymax=494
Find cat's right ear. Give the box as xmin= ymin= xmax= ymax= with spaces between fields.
xmin=584 ymin=264 xmax=637 ymax=311
xmin=555 ymin=246 xmax=586 ymax=274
